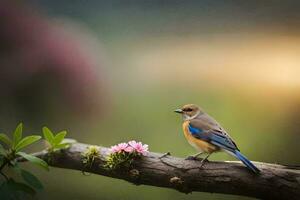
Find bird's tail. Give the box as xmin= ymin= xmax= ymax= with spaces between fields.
xmin=233 ymin=150 xmax=260 ymax=174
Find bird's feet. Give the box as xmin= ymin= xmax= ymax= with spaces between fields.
xmin=185 ymin=155 xmax=201 ymax=161
xmin=159 ymin=152 xmax=171 ymax=159
xmin=199 ymin=158 xmax=209 ymax=168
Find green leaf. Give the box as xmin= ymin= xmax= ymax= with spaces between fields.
xmin=62 ymin=138 xmax=77 ymax=144
xmin=0 ymin=156 xmax=4 ymax=166
xmin=13 ymin=123 xmax=23 ymax=148
xmin=42 ymin=127 xmax=54 ymax=145
xmin=11 ymin=163 xmax=21 ymax=173
xmin=0 ymin=133 xmax=12 ymax=146
xmin=54 ymin=143 xmax=70 ymax=149
xmin=0 ymin=143 xmax=7 ymax=156
xmin=53 ymin=131 xmax=67 ymax=145
xmin=6 ymin=178 xmax=36 ymax=197
xmin=15 ymin=135 xmax=41 ymax=152
xmin=17 ymin=152 xmax=49 ymax=171
xmin=20 ymin=169 xmax=43 ymax=190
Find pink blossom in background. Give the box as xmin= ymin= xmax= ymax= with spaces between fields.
xmin=0 ymin=1 xmax=108 ymax=119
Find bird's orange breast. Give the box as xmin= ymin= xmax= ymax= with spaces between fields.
xmin=182 ymin=121 xmax=218 ymax=153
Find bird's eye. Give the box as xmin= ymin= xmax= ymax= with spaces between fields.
xmin=184 ymin=108 xmax=193 ymax=112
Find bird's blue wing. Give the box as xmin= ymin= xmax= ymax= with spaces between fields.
xmin=188 ymin=119 xmax=259 ymax=173
xmin=188 ymin=123 xmax=237 ymax=151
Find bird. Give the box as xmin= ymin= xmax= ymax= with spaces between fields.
xmin=174 ymin=104 xmax=260 ymax=173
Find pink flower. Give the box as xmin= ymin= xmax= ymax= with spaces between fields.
xmin=110 ymin=145 xmax=120 ymax=153
xmin=110 ymin=141 xmax=149 ymax=155
xmin=110 ymin=142 xmax=128 ymax=153
xmin=124 ymin=146 xmax=134 ymax=153
xmin=128 ymin=140 xmax=149 ymax=156
xmin=117 ymin=143 xmax=128 ymax=151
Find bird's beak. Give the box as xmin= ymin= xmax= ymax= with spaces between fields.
xmin=174 ymin=109 xmax=183 ymax=114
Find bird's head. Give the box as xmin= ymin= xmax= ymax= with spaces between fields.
xmin=174 ymin=104 xmax=202 ymax=120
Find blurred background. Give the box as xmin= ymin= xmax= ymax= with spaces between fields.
xmin=1 ymin=0 xmax=300 ymax=199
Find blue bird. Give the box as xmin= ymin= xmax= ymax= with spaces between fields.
xmin=175 ymin=104 xmax=260 ymax=173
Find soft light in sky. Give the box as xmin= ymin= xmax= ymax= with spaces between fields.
xmin=130 ymin=34 xmax=300 ymax=90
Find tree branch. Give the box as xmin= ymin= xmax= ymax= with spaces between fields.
xmin=22 ymin=142 xmax=300 ymax=200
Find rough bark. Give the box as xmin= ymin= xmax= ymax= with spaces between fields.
xmin=24 ymin=143 xmax=300 ymax=200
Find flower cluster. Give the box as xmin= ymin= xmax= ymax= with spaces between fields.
xmin=105 ymin=141 xmax=149 ymax=170
xmin=110 ymin=140 xmax=149 ymax=156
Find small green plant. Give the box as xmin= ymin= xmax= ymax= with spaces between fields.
xmin=105 ymin=151 xmax=137 ymax=170
xmin=82 ymin=145 xmax=100 ymax=171
xmin=0 ymin=123 xmax=72 ymax=199
xmin=0 ymin=123 xmax=49 ymax=198
xmin=42 ymin=127 xmax=70 ymax=152
xmin=0 ymin=123 xmax=48 ymax=170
